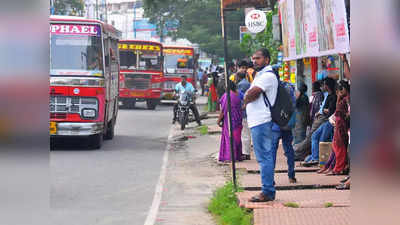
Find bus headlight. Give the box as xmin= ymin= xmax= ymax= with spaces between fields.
xmin=81 ymin=108 xmax=97 ymax=119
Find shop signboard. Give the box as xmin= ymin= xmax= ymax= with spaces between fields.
xmin=245 ymin=9 xmax=267 ymax=33
xmin=279 ymin=0 xmax=350 ymax=61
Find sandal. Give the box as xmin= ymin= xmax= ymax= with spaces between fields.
xmin=340 ymin=176 xmax=350 ymax=183
xmin=336 ymin=182 xmax=350 ymax=190
xmin=249 ymin=193 xmax=274 ymax=202
xmin=317 ymin=168 xmax=328 ymax=174
xmin=322 ymin=168 xmax=333 ymax=174
xmin=326 ymin=170 xmax=347 ymax=176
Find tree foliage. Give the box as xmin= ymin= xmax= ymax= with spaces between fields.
xmin=240 ymin=3 xmax=280 ymax=64
xmin=54 ymin=0 xmax=85 ymax=16
xmin=143 ymin=0 xmax=246 ymax=60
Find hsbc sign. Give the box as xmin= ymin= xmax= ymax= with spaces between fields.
xmin=245 ymin=10 xmax=267 ymax=33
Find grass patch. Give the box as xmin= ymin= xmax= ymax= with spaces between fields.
xmin=324 ymin=202 xmax=334 ymax=208
xmin=208 ymin=182 xmax=252 ymax=225
xmin=198 ymin=125 xmax=209 ymax=135
xmin=284 ymin=202 xmax=300 ymax=208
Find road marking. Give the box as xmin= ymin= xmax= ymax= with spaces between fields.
xmin=143 ymin=126 xmax=175 ymax=225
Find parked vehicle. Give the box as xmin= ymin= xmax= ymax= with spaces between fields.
xmin=118 ymin=40 xmax=163 ymax=109
xmin=49 ymin=15 xmax=121 ymax=149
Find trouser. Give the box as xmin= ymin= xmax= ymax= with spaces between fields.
xmin=200 ymin=83 xmax=205 ymax=96
xmin=272 ymin=129 xmax=295 ymax=179
xmin=308 ymin=121 xmax=334 ymax=161
xmin=294 ymin=114 xmax=327 ymax=160
xmin=251 ymin=122 xmax=277 ymax=200
xmin=241 ymin=118 xmax=252 ymax=155
xmin=173 ymin=103 xmax=201 ymax=125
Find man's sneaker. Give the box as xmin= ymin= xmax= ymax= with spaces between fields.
xmin=289 ymin=178 xmax=297 ymax=183
xmin=172 ymin=119 xmax=176 ymax=124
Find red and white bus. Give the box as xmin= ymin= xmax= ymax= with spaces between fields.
xmin=49 ymin=16 xmax=121 ymax=149
xmin=162 ymin=46 xmax=196 ymax=100
xmin=118 ymin=40 xmax=163 ymax=110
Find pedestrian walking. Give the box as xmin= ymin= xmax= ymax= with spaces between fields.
xmin=207 ymin=72 xmax=218 ymax=112
xmin=243 ymin=48 xmax=279 ymax=202
xmin=217 ymin=80 xmax=243 ymax=162
xmin=198 ymin=68 xmax=205 ymax=96
xmin=237 ymin=71 xmax=252 ymax=160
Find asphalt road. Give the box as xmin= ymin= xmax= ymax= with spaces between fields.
xmin=50 ymin=102 xmax=173 ymax=225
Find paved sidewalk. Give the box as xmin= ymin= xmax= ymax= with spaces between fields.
xmin=186 ymin=106 xmax=350 ymax=225
xmin=234 ymin=143 xmax=350 ymax=225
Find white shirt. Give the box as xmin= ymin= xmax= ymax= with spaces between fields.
xmin=245 ymin=65 xmax=278 ymax=128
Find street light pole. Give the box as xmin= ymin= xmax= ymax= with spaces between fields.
xmin=220 ymin=0 xmax=237 ymax=191
xmin=134 ymin=1 xmax=137 ymax=39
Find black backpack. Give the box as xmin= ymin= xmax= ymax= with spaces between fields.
xmin=262 ymin=70 xmax=295 ymax=127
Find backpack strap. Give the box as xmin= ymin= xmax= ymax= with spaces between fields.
xmin=262 ymin=70 xmax=279 ymax=109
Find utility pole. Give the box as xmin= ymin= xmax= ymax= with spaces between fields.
xmin=104 ymin=0 xmax=108 ymax=23
xmin=220 ymin=0 xmax=237 ymax=190
xmin=50 ymin=0 xmax=55 ymax=15
xmin=134 ymin=1 xmax=137 ymax=39
xmin=96 ymin=0 xmax=99 ymax=20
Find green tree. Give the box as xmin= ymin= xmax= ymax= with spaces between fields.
xmin=54 ymin=0 xmax=85 ymax=16
xmin=240 ymin=3 xmax=280 ymax=64
xmin=143 ymin=0 xmax=247 ymax=61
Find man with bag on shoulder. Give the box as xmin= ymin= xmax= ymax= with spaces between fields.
xmin=243 ymin=48 xmax=279 ymax=202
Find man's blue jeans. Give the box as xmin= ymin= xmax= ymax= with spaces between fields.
xmin=250 ymin=122 xmax=277 ymax=200
xmin=310 ymin=121 xmax=334 ymax=161
xmin=272 ymin=130 xmax=295 ymax=179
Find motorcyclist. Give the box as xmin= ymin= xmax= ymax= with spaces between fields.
xmin=172 ymin=75 xmax=202 ymax=126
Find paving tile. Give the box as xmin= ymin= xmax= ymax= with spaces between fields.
xmin=236 ymin=160 xmax=318 ymax=173
xmin=254 ymin=207 xmax=350 ymax=225
xmin=240 ymin=173 xmax=346 ymax=190
xmin=237 ymin=190 xmax=350 ymax=209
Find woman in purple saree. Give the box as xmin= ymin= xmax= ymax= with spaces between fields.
xmin=217 ymin=81 xmax=243 ymax=162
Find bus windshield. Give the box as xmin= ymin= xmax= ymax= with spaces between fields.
xmin=164 ymin=49 xmax=194 ymax=76
xmin=50 ymin=24 xmax=103 ymax=76
xmin=119 ymin=44 xmax=162 ymax=71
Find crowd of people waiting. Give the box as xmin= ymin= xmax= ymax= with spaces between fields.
xmin=198 ymin=48 xmax=351 ymax=202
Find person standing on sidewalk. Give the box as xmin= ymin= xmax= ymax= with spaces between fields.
xmin=243 ymin=48 xmax=278 ymax=202
xmin=217 ymin=80 xmax=243 ymax=162
xmin=198 ymin=68 xmax=205 ymax=96
xmin=237 ymin=71 xmax=252 ymax=160
xmin=207 ymin=72 xmax=218 ymax=112
xmin=293 ymin=83 xmax=310 ymax=144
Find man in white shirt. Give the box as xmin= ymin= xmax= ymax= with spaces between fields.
xmin=243 ymin=49 xmax=278 ymax=202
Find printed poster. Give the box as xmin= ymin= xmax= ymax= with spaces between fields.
xmin=279 ymin=0 xmax=350 ymax=61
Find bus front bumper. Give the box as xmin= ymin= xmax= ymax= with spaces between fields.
xmin=50 ymin=122 xmax=103 ymax=136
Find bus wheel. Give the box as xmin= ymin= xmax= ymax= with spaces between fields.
xmin=126 ymin=99 xmax=136 ymax=109
xmin=104 ymin=118 xmax=115 ymax=140
xmin=146 ymin=100 xmax=157 ymax=110
xmin=88 ymin=133 xmax=103 ymax=149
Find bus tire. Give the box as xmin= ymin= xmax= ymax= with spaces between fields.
xmin=88 ymin=133 xmax=103 ymax=149
xmin=146 ymin=99 xmax=157 ymax=110
xmin=126 ymin=99 xmax=136 ymax=109
xmin=104 ymin=118 xmax=115 ymax=140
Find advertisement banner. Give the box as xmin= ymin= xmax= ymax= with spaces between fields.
xmin=279 ymin=0 xmax=350 ymax=61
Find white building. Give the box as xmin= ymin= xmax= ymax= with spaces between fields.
xmin=83 ymin=0 xmax=194 ymax=45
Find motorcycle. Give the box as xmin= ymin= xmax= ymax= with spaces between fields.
xmin=176 ymin=90 xmax=196 ymax=130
